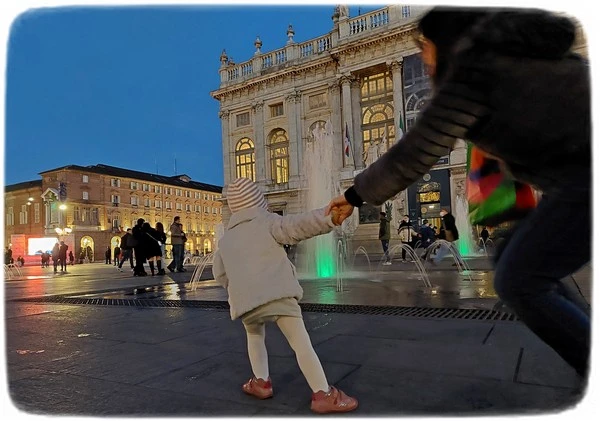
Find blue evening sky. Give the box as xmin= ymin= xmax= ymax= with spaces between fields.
xmin=4 ymin=3 xmax=383 ymax=187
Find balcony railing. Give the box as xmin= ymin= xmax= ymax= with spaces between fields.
xmin=217 ymin=5 xmax=424 ymax=86
xmin=348 ymin=8 xmax=389 ymax=35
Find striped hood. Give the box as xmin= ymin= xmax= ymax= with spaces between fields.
xmin=225 ymin=177 xmax=268 ymax=214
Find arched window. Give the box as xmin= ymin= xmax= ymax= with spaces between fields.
xmin=235 ymin=137 xmax=256 ymax=181
xmin=405 ymin=89 xmax=431 ymax=131
xmin=267 ymin=129 xmax=289 ymax=184
xmin=360 ymin=71 xmax=395 ymax=157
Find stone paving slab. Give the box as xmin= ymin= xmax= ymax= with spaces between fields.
xmin=4 ymin=260 xmax=593 ymax=417
xmin=6 ymin=303 xmax=589 ymax=417
xmin=334 ymin=365 xmax=581 ymax=416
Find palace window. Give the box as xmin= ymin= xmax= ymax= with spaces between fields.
xmin=235 ymin=137 xmax=256 ymax=181
xmin=267 ymin=128 xmax=289 ymax=184
xmin=269 ymin=103 xmax=284 ymax=118
xmin=19 ymin=205 xmax=28 ymax=224
xmin=83 ymin=191 xmax=89 ymax=200
xmin=236 ymin=112 xmax=250 ymax=127
xmin=360 ymin=71 xmax=395 ymax=158
xmin=82 ymin=175 xmax=89 ymax=183
xmin=308 ymin=93 xmax=327 ymax=110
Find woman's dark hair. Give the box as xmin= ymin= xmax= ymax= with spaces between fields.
xmin=418 ymin=7 xmax=489 ymax=83
xmin=156 ymin=222 xmax=164 ymax=232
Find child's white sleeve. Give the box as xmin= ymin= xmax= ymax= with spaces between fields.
xmin=269 ymin=207 xmax=336 ymax=245
xmin=212 ymin=250 xmax=229 ymax=289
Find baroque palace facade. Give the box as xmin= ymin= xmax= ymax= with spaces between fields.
xmin=210 ymin=4 xmax=588 ymax=248
xmin=4 ymin=164 xmax=222 ymax=264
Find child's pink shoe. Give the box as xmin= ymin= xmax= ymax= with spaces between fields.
xmin=311 ymin=386 xmax=358 ymax=414
xmin=242 ymin=377 xmax=273 ymax=399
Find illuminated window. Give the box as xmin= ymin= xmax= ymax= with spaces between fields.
xmin=360 ymin=71 xmax=395 ymax=158
xmin=235 ymin=137 xmax=256 ymax=181
xmin=19 ymin=205 xmax=28 ymax=224
xmin=267 ymin=128 xmax=289 ymax=184
xmin=83 ymin=191 xmax=89 ymax=200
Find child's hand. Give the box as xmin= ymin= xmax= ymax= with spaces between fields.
xmin=330 ymin=207 xmax=341 ymax=226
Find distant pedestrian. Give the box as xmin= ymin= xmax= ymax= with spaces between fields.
xmin=417 ymin=219 xmax=436 ymax=259
xmin=5 ymin=247 xmax=13 ymax=264
xmin=212 ymin=177 xmax=357 ymax=413
xmin=379 ymin=211 xmax=392 ymax=265
xmin=432 ymin=208 xmax=460 ymax=265
xmin=132 ymin=218 xmax=147 ymax=276
xmin=51 ymin=242 xmax=60 ymax=273
xmin=117 ymin=228 xmax=135 ymax=271
xmin=113 ymin=244 xmax=121 ymax=266
xmin=58 ymin=241 xmax=68 ymax=272
xmin=68 ymin=250 xmax=74 ymax=265
xmin=104 ymin=246 xmax=111 ymax=265
xmin=481 ymin=227 xmax=490 ymax=243
xmin=142 ymin=222 xmax=165 ymax=276
xmin=166 ymin=216 xmax=186 ymax=273
xmin=155 ymin=222 xmax=167 ymax=260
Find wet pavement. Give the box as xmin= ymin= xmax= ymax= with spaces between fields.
xmin=3 ymin=257 xmax=593 ymax=416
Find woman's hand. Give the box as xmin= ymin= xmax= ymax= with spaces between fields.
xmin=325 ymin=195 xmax=355 ymax=225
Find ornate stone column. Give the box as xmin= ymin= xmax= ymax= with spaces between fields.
xmin=450 ymin=167 xmax=467 ymax=214
xmin=251 ymin=101 xmax=266 ymax=184
xmin=350 ymin=76 xmax=363 ymax=169
xmin=328 ymin=81 xmax=344 ymax=173
xmin=340 ymin=74 xmax=359 ymax=169
xmin=285 ymin=90 xmax=302 ymax=187
xmin=218 ymin=109 xmax=232 ymax=184
xmin=389 ymin=58 xmax=405 ymax=139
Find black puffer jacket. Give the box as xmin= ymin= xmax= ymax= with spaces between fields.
xmin=345 ymin=9 xmax=590 ymax=207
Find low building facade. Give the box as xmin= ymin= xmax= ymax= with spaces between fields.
xmin=4 ymin=164 xmax=223 ymax=265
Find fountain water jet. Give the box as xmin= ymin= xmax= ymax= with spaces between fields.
xmin=455 ymin=195 xmax=480 ymax=257
xmin=299 ymin=120 xmax=337 ymax=279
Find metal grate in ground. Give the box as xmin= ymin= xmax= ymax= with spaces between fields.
xmin=14 ymin=296 xmax=518 ymax=321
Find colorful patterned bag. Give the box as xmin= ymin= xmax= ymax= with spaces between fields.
xmin=466 ymin=143 xmax=538 ymax=226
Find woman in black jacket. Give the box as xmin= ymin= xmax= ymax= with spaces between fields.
xmin=142 ymin=222 xmax=165 ymax=276
xmin=327 ymin=8 xmax=590 ymax=377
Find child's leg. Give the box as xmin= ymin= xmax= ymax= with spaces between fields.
xmin=243 ymin=322 xmax=269 ymax=380
xmin=276 ymin=316 xmax=329 ymax=393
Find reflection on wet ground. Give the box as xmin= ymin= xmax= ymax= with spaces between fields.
xmin=71 ymin=269 xmax=501 ymax=310
xmin=6 ymin=260 xmax=593 ymax=311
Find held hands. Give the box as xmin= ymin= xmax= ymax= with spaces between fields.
xmin=325 ymin=195 xmax=355 ymax=226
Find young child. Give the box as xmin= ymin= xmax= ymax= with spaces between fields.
xmin=212 ymin=177 xmax=358 ymax=414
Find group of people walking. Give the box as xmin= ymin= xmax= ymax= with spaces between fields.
xmin=114 ymin=216 xmax=187 ymax=276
